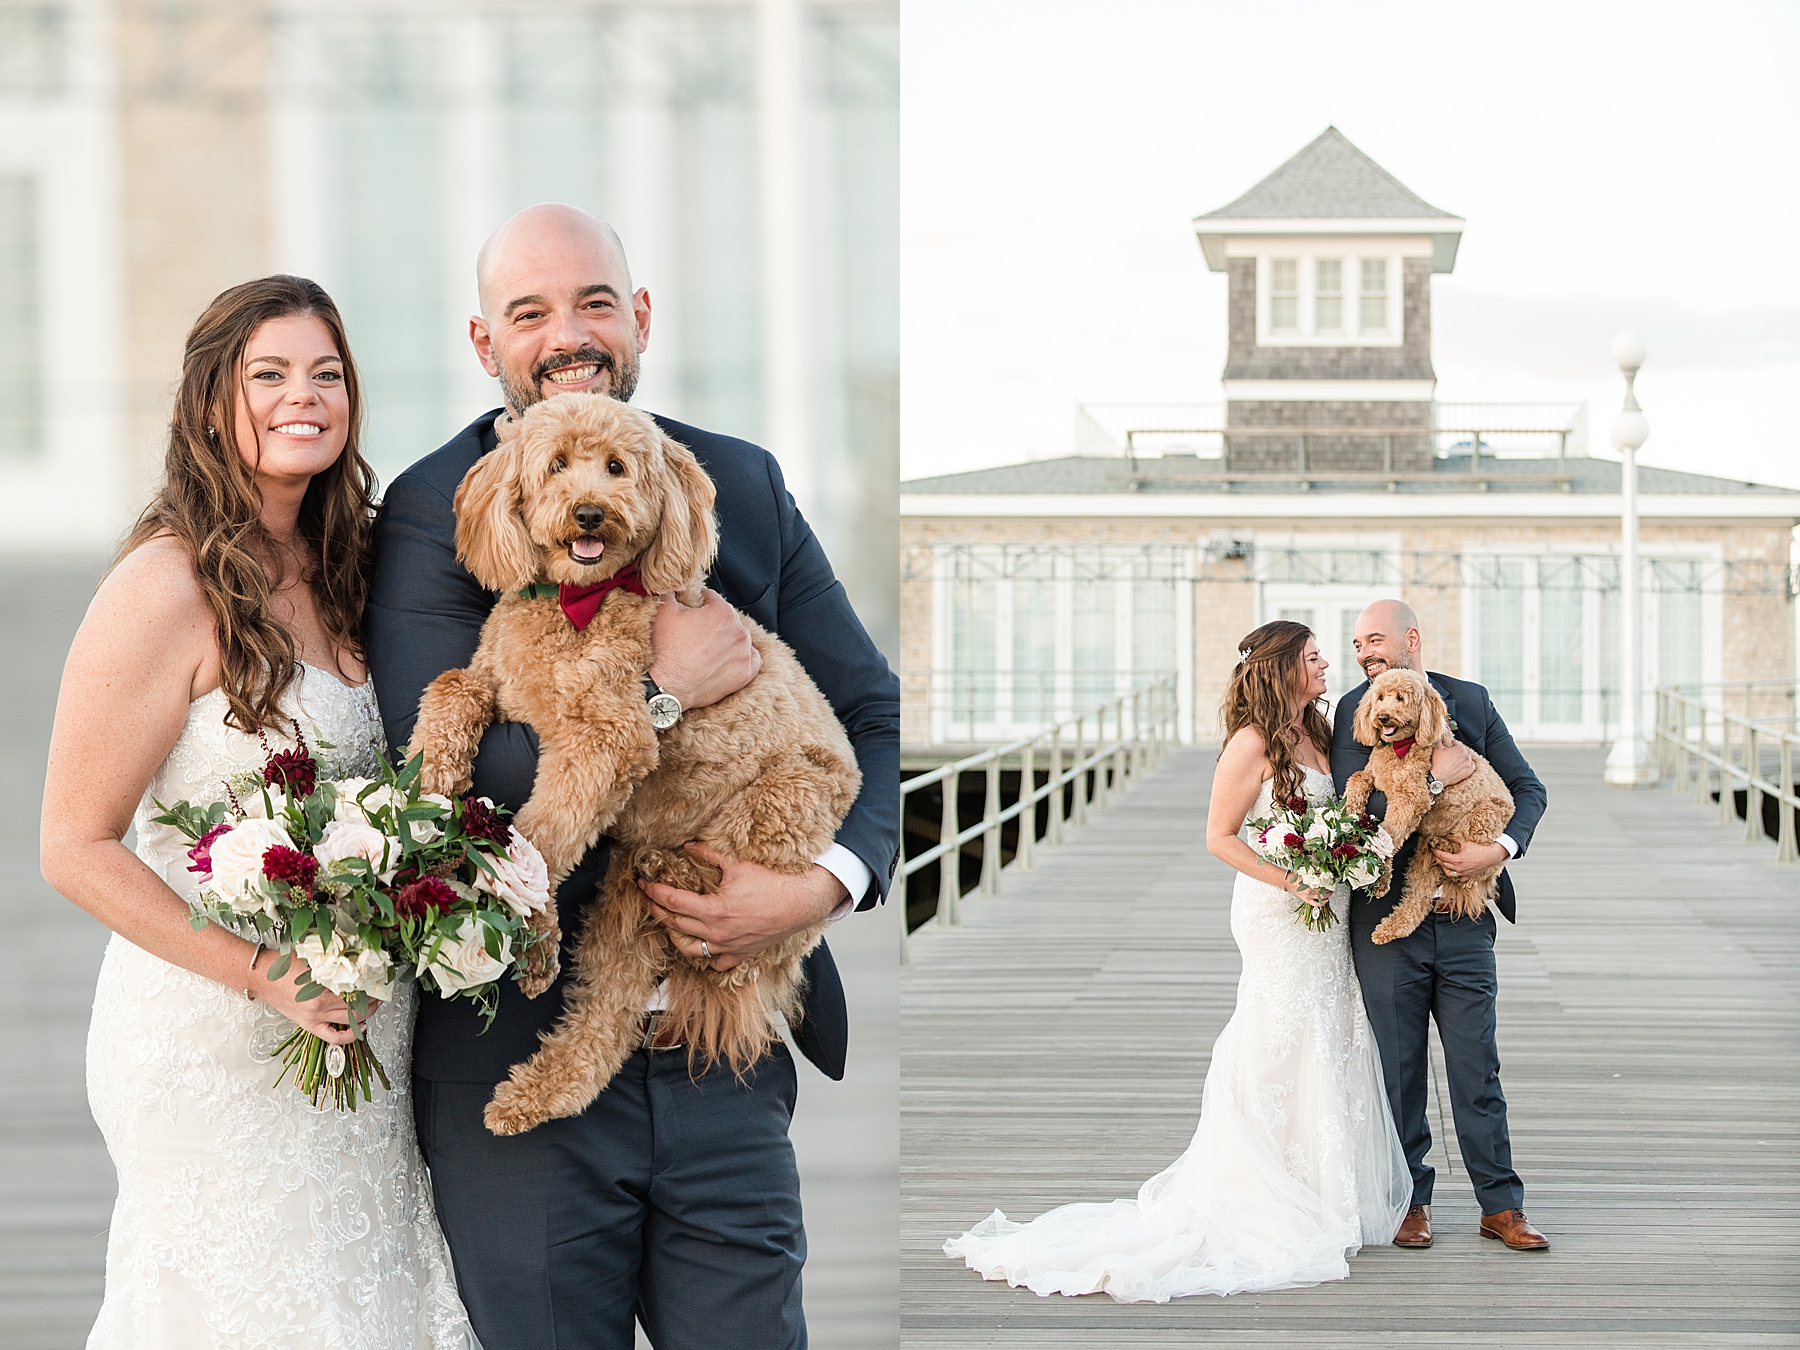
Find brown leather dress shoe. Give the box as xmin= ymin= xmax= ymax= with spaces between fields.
xmin=1393 ymin=1204 xmax=1432 ymax=1248
xmin=1480 ymin=1208 xmax=1549 ymax=1250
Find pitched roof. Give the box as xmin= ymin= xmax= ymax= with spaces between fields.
xmin=1196 ymin=127 xmax=1459 ymax=222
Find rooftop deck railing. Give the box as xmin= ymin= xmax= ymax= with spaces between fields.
xmin=898 ymin=674 xmax=1179 ymax=963
xmin=1075 ymin=400 xmax=1589 ymax=489
xmin=1653 ymin=679 xmax=1799 ymax=864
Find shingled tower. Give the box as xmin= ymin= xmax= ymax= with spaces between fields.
xmin=1193 ymin=127 xmax=1463 ymax=473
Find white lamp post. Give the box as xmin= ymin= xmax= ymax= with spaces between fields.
xmin=1604 ymin=330 xmax=1657 ymax=787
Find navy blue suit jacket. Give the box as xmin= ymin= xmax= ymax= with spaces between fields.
xmin=365 ymin=409 xmax=900 ymax=1083
xmin=1330 ymin=671 xmax=1546 ymax=925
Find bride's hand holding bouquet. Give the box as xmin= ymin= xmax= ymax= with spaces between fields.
xmin=1246 ymin=791 xmax=1393 ymax=931
xmin=153 ymin=726 xmax=552 ymax=1110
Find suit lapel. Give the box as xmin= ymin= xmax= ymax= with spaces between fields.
xmin=1429 ymin=675 xmax=1465 ymax=748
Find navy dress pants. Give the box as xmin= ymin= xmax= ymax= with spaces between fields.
xmin=1351 ymin=906 xmax=1526 ymax=1215
xmin=414 ymin=1044 xmax=806 ymax=1350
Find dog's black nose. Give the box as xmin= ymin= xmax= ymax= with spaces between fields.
xmin=574 ymin=504 xmax=605 ymax=533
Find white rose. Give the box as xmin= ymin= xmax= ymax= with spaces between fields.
xmin=1369 ymin=826 xmax=1396 ymax=861
xmin=1347 ymin=856 xmax=1382 ymax=889
xmin=429 ymin=916 xmax=512 ymax=995
xmin=314 ymin=819 xmax=392 ymax=877
xmin=474 ymin=828 xmax=551 ymax=918
xmin=335 ymin=780 xmax=405 ymax=825
xmin=207 ymin=817 xmax=295 ymax=898
xmin=1304 ymin=816 xmax=1332 ymax=842
xmin=295 ymin=930 xmax=362 ymax=996
xmin=352 ymin=946 xmax=396 ymax=1001
xmin=406 ymin=794 xmax=454 ymax=846
xmin=239 ymin=787 xmax=289 ymax=820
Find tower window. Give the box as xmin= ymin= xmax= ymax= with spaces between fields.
xmin=1269 ymin=259 xmax=1298 ymax=332
xmin=1360 ymin=258 xmax=1388 ymax=334
xmin=1314 ymin=259 xmax=1342 ymax=331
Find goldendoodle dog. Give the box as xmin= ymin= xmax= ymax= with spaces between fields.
xmin=1342 ymin=668 xmax=1513 ymax=945
xmin=410 ymin=393 xmax=861 ymax=1136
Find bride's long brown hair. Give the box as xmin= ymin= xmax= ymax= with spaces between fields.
xmin=114 ymin=276 xmax=375 ymax=733
xmin=1219 ymin=620 xmax=1332 ymax=805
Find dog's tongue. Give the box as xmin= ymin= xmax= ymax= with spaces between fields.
xmin=570 ymin=536 xmax=605 ymax=562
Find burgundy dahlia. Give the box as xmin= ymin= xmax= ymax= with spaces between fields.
xmin=458 ymin=795 xmax=511 ymax=846
xmin=262 ymin=845 xmax=320 ymax=891
xmin=1287 ymin=795 xmax=1307 ymax=811
xmin=263 ymin=748 xmax=317 ymax=798
xmin=1331 ymin=842 xmax=1359 ymax=860
xmin=396 ymin=876 xmax=457 ymax=918
xmin=1359 ymin=813 xmax=1378 ymax=830
xmin=186 ymin=822 xmax=231 ymax=878
xmin=1283 ymin=832 xmax=1304 ymax=848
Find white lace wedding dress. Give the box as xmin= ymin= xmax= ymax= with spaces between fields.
xmin=85 ymin=665 xmax=481 ymax=1349
xmin=945 ymin=765 xmax=1410 ymax=1302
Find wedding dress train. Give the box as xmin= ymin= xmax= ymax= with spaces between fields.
xmin=85 ymin=666 xmax=480 ymax=1349
xmin=945 ymin=766 xmax=1409 ymax=1302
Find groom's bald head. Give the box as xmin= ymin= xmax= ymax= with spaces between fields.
xmin=476 ymin=205 xmax=633 ymax=319
xmin=1353 ymin=599 xmax=1424 ymax=680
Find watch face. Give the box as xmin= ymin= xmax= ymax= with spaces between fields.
xmin=647 ymin=692 xmax=682 ymax=730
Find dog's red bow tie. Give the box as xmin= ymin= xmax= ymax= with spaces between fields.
xmin=1390 ymin=736 xmax=1418 ymax=759
xmin=519 ymin=566 xmax=650 ymax=630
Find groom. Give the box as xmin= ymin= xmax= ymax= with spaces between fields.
xmin=1332 ymin=599 xmax=1549 ymax=1252
xmin=366 ymin=204 xmax=899 ymax=1349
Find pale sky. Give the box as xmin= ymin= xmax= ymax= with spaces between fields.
xmin=900 ymin=0 xmax=1800 ymax=489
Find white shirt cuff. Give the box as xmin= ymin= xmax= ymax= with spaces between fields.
xmin=815 ymin=843 xmax=872 ymax=922
xmin=1499 ymin=833 xmax=1519 ymax=859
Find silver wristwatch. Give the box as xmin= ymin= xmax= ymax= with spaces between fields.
xmin=643 ymin=675 xmax=682 ymax=731
xmin=1425 ymin=770 xmax=1444 ymax=797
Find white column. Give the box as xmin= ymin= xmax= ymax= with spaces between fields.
xmin=612 ymin=8 xmax=680 ymax=417
xmin=1604 ymin=331 xmax=1656 ymax=787
xmin=442 ymin=11 xmax=503 ymax=416
xmin=757 ymin=0 xmax=812 ymax=509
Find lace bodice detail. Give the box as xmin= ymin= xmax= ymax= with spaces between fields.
xmin=130 ymin=665 xmax=386 ymax=899
xmin=1239 ymin=764 xmax=1335 ymax=849
xmin=87 ymin=666 xmax=479 ymax=1349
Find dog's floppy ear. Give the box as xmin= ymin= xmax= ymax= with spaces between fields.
xmin=639 ymin=432 xmax=719 ymax=601
xmin=453 ymin=442 xmax=538 ymax=593
xmin=1414 ymin=676 xmax=1451 ymax=749
xmin=1352 ymin=683 xmax=1381 ymax=748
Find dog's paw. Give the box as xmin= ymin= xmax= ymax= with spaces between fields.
xmin=483 ymin=1082 xmax=548 ymax=1137
xmin=1370 ymin=914 xmax=1405 ymax=945
xmin=516 ymin=939 xmax=562 ymax=999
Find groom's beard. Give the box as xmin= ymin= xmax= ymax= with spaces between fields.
xmin=499 ymin=345 xmax=640 ymax=413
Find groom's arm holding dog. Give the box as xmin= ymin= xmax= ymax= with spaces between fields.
xmin=368 ymin=412 xmax=901 ymax=949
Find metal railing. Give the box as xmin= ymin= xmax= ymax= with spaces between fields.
xmin=1652 ymin=679 xmax=1798 ymax=865
xmin=901 ymin=667 xmax=1177 ymax=747
xmin=898 ymin=674 xmax=1180 ymax=964
xmin=1073 ymin=400 xmax=1588 ymax=488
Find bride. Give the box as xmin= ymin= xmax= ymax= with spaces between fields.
xmin=40 ymin=277 xmax=479 ymax=1348
xmin=945 ymin=620 xmax=1410 ymax=1302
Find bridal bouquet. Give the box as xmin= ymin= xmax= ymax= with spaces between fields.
xmin=1246 ymin=790 xmax=1392 ymax=931
xmin=151 ymin=725 xmax=551 ymax=1111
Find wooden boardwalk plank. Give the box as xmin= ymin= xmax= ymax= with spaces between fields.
xmin=901 ymin=744 xmax=1800 ymax=1346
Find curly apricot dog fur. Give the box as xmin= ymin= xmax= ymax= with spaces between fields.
xmin=408 ymin=393 xmax=861 ymax=1136
xmin=1342 ymin=669 xmax=1513 ymax=945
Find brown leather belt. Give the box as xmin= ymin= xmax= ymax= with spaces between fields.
xmin=636 ymin=1011 xmax=685 ymax=1051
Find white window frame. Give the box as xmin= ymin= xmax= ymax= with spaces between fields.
xmin=931 ymin=545 xmax=1196 ymax=744
xmin=1252 ymin=532 xmax=1402 ymax=710
xmin=1459 ymin=543 xmax=1724 ymax=743
xmin=1255 ymin=250 xmax=1405 ymax=348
